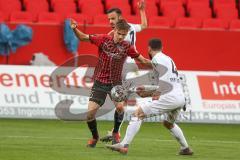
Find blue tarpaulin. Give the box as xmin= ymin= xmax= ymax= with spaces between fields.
xmin=0 ymin=24 xmax=12 ymax=55
xmin=11 ymin=25 xmax=33 ymax=53
xmin=64 ymin=19 xmax=80 ymax=54
xmin=0 ymin=23 xmax=32 ymax=56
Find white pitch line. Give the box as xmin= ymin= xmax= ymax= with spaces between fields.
xmin=1 ymin=135 xmax=240 ymax=144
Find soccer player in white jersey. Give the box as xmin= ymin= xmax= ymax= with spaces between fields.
xmin=100 ymin=0 xmax=147 ymax=144
xmin=106 ymin=38 xmax=193 ymax=155
xmin=107 ymin=0 xmax=147 ymax=79
xmin=107 ymin=1 xmax=147 ymax=47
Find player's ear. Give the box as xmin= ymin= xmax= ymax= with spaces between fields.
xmin=119 ymin=15 xmax=123 ymax=19
xmin=148 ymin=46 xmax=152 ymax=53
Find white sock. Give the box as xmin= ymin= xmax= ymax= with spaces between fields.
xmin=121 ymin=116 xmax=142 ymax=146
xmin=170 ymin=123 xmax=189 ymax=149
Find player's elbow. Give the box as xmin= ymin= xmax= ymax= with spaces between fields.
xmin=141 ymin=23 xmax=148 ymax=30
xmin=142 ymin=23 xmax=148 ymax=30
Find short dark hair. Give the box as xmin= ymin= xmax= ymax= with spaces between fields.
xmin=115 ymin=19 xmax=130 ymax=31
xmin=107 ymin=8 xmax=122 ymax=16
xmin=148 ymin=38 xmax=162 ymax=51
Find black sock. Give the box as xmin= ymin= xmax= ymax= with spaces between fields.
xmin=113 ymin=110 xmax=124 ymax=133
xmin=87 ymin=119 xmax=99 ymax=140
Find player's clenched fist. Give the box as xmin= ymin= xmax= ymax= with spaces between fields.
xmin=70 ymin=19 xmax=78 ymax=29
xmin=138 ymin=0 xmax=145 ymax=10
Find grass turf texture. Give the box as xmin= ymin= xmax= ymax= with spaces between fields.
xmin=0 ymin=119 xmax=240 ymax=160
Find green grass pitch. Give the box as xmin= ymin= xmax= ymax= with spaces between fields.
xmin=0 ymin=119 xmax=240 ymax=160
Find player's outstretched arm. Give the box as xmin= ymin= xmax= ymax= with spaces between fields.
xmin=136 ymin=85 xmax=160 ymax=99
xmin=136 ymin=86 xmax=154 ymax=97
xmin=135 ymin=55 xmax=152 ymax=68
xmin=70 ymin=19 xmax=90 ymax=42
xmin=138 ymin=0 xmax=148 ymax=30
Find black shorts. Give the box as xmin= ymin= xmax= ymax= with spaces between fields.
xmin=89 ymin=81 xmax=121 ymax=106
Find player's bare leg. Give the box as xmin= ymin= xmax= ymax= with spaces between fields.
xmin=106 ymin=105 xmax=145 ymax=154
xmin=163 ymin=120 xmax=193 ymax=155
xmin=86 ymin=101 xmax=100 ymax=148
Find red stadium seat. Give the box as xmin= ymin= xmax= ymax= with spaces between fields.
xmin=175 ymin=17 xmax=202 ymax=29
xmin=23 ymin=0 xmax=49 ymax=21
xmin=215 ymin=6 xmax=238 ymax=21
xmin=79 ymin=0 xmax=104 ymax=15
xmin=160 ymin=0 xmax=184 ymax=18
xmin=125 ymin=15 xmax=140 ymax=24
xmin=105 ymin=0 xmax=131 ymax=16
xmin=148 ymin=16 xmax=174 ymax=27
xmin=53 ymin=2 xmax=77 ymax=18
xmin=229 ymin=20 xmax=240 ymax=31
xmin=10 ymin=11 xmax=34 ymax=23
xmin=50 ymin=0 xmax=77 ymax=12
xmin=0 ymin=0 xmax=22 ymax=20
xmin=186 ymin=0 xmax=210 ymax=12
xmin=66 ymin=13 xmax=93 ymax=25
xmin=160 ymin=0 xmax=183 ymax=5
xmin=213 ymin=0 xmax=236 ymax=14
xmin=161 ymin=3 xmax=185 ymax=18
xmin=213 ymin=0 xmax=236 ymax=8
xmin=93 ymin=14 xmax=109 ymax=25
xmin=186 ymin=0 xmax=210 ymax=20
xmin=105 ymin=0 xmax=129 ymax=9
xmin=134 ymin=1 xmax=159 ymax=16
xmin=51 ymin=0 xmax=77 ymax=5
xmin=186 ymin=0 xmax=209 ymax=7
xmin=79 ymin=3 xmax=104 ymax=16
xmin=79 ymin=0 xmax=101 ymax=3
xmin=188 ymin=5 xmax=212 ymax=20
xmin=23 ymin=0 xmax=49 ymax=12
xmin=202 ymin=18 xmax=228 ymax=30
xmin=79 ymin=0 xmax=101 ymax=5
xmin=37 ymin=12 xmax=62 ymax=24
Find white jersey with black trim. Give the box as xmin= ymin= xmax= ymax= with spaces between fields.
xmin=125 ymin=23 xmax=142 ymax=47
xmin=122 ymin=23 xmax=141 ymax=79
xmin=151 ymin=51 xmax=183 ymax=95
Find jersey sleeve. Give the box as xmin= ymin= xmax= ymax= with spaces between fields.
xmin=131 ymin=24 xmax=142 ymax=32
xmin=89 ymin=34 xmax=105 ymax=46
xmin=128 ymin=45 xmax=140 ymax=58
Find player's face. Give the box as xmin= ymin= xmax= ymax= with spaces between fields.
xmin=113 ymin=29 xmax=128 ymax=43
xmin=107 ymin=12 xmax=121 ymax=29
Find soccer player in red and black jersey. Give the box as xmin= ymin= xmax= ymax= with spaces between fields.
xmin=71 ymin=19 xmax=151 ymax=147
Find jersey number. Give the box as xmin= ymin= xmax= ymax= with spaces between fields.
xmin=171 ymin=60 xmax=178 ymax=76
xmin=129 ymin=31 xmax=134 ymax=45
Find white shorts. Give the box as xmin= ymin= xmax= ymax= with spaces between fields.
xmin=139 ymin=93 xmax=185 ymax=123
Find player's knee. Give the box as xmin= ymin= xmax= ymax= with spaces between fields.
xmin=86 ymin=113 xmax=96 ymax=121
xmin=163 ymin=120 xmax=174 ymax=129
xmin=133 ymin=106 xmax=145 ymax=120
xmin=116 ymin=103 xmax=124 ymax=113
